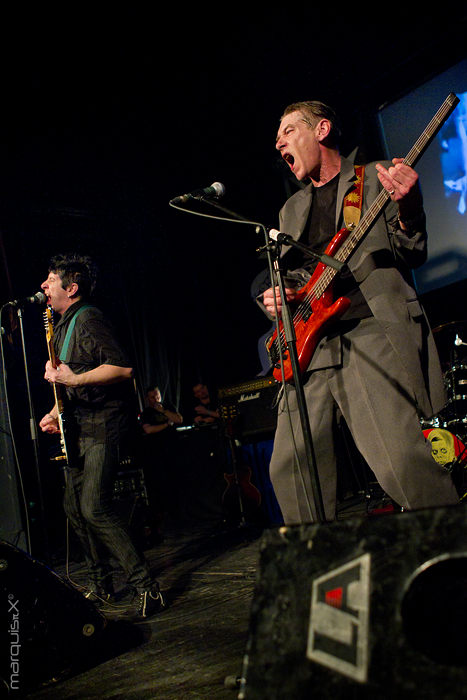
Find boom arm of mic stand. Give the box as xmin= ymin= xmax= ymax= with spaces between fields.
xmin=192 ymin=196 xmax=254 ymax=223
xmin=270 ymin=231 xmax=345 ymax=272
xmin=196 ymin=201 xmax=343 ymax=273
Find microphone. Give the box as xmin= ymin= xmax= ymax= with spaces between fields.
xmin=170 ymin=182 xmax=225 ymax=205
xmin=8 ymin=291 xmax=47 ymax=307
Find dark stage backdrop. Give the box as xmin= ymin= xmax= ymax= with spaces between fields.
xmin=378 ymin=58 xmax=467 ymax=295
xmin=0 ymin=200 xmax=272 ymax=412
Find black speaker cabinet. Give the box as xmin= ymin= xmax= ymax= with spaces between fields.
xmin=0 ymin=541 xmax=106 ymax=696
xmin=240 ymin=504 xmax=467 ymax=699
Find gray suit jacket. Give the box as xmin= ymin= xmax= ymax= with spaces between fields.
xmin=266 ymin=157 xmax=445 ymax=417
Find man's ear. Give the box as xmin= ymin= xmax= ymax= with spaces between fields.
xmin=66 ymin=282 xmax=79 ymax=298
xmin=316 ymin=119 xmax=332 ymax=142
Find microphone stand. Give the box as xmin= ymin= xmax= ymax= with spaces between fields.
xmin=16 ymin=307 xmax=51 ymax=563
xmin=191 ymin=196 xmax=340 ymax=524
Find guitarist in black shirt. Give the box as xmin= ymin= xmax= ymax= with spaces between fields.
xmin=39 ymin=253 xmax=165 ymax=618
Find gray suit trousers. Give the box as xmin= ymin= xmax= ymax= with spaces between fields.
xmin=269 ymin=317 xmax=460 ymax=524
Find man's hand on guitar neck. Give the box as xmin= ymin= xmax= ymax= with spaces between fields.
xmin=44 ymin=359 xmax=133 ymax=387
xmin=263 ymin=286 xmax=297 ymax=318
xmin=375 ymin=158 xmax=424 ymax=230
xmin=44 ymin=360 xmax=79 ymax=387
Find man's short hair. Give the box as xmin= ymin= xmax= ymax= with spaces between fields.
xmin=281 ymin=101 xmax=341 ymax=146
xmin=48 ymin=253 xmax=97 ymax=300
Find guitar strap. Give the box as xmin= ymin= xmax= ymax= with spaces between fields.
xmin=343 ymin=165 xmax=365 ymax=230
xmin=59 ymin=304 xmax=92 ymax=363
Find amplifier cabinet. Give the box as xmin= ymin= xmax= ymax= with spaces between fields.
xmin=218 ymin=377 xmax=279 ymax=438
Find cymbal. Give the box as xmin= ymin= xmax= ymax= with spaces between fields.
xmin=432 ymin=320 xmax=467 ymax=335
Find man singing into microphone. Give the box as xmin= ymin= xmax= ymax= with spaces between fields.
xmin=39 ymin=253 xmax=164 ymax=618
xmin=258 ymin=100 xmax=460 ymax=524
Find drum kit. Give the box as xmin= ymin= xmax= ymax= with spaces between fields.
xmin=422 ymin=320 xmax=467 ymax=484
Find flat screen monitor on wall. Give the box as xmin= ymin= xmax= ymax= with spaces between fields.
xmin=377 ymin=57 xmax=467 ymax=295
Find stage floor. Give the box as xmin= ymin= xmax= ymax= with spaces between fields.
xmin=22 ymin=520 xmax=261 ymax=700
xmin=23 ymin=491 xmax=390 ymax=700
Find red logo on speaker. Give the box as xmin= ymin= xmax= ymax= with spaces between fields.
xmin=325 ymin=587 xmax=344 ymax=608
xmin=307 ymin=553 xmax=370 ymax=683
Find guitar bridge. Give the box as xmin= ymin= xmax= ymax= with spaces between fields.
xmin=266 ymin=333 xmax=288 ymax=369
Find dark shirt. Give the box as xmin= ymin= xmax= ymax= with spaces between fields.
xmin=300 ymin=175 xmax=372 ymax=322
xmin=193 ymin=399 xmax=218 ymax=425
xmin=140 ymin=404 xmax=177 ymax=427
xmin=52 ymin=300 xmax=134 ymax=448
xmin=140 ymin=406 xmax=168 ymax=426
xmin=139 ymin=404 xmax=178 ymax=442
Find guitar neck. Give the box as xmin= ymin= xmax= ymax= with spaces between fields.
xmin=44 ymin=308 xmax=65 ymax=413
xmin=336 ymin=92 xmax=459 ymax=267
xmin=403 ymin=92 xmax=459 ymax=170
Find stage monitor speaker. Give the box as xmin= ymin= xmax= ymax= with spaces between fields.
xmin=239 ymin=503 xmax=467 ymax=699
xmin=218 ymin=377 xmax=278 ymax=438
xmin=0 ymin=541 xmax=106 ymax=696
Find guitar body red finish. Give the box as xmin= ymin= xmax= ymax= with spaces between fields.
xmin=267 ymin=227 xmax=351 ymax=384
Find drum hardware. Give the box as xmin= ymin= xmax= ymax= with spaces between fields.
xmin=426 ymin=321 xmax=467 ymax=441
xmin=433 ymin=324 xmax=467 ymax=424
xmin=420 ymin=406 xmax=467 ymax=441
xmin=433 ymin=320 xmax=467 ymax=374
xmin=432 ymin=320 xmax=467 ymax=338
xmin=446 ymin=419 xmax=467 ymax=441
xmin=444 ymin=364 xmax=467 ymax=418
xmin=420 ymin=415 xmax=447 ymax=430
xmin=454 ymin=333 xmax=467 ymax=348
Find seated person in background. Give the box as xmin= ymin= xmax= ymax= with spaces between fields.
xmin=140 ymin=386 xmax=183 ymax=434
xmin=192 ymin=382 xmax=220 ymax=425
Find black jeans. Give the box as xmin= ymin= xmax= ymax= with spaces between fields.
xmin=63 ymin=442 xmax=153 ymax=591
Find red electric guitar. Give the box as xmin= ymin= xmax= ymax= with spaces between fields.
xmin=267 ymin=92 xmax=460 ymax=384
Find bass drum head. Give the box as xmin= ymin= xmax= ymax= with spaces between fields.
xmin=423 ymin=427 xmax=467 ymax=467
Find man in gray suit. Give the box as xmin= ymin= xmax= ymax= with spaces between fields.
xmin=259 ymin=101 xmax=459 ymax=524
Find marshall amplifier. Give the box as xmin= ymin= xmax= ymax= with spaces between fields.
xmin=239 ymin=503 xmax=467 ymax=699
xmin=218 ymin=377 xmax=279 ymax=439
